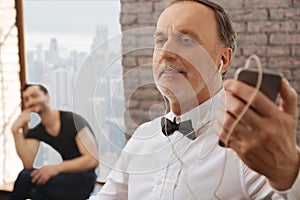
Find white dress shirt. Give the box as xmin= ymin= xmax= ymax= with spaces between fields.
xmin=90 ymin=90 xmax=300 ymax=200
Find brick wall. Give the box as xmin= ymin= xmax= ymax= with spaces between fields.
xmin=121 ymin=0 xmax=300 ymax=144
xmin=0 ymin=0 xmax=22 ymax=186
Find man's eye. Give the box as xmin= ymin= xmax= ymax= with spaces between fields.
xmin=155 ymin=38 xmax=167 ymax=46
xmin=179 ymin=36 xmax=196 ymax=46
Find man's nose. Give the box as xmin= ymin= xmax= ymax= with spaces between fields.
xmin=159 ymin=41 xmax=178 ymax=61
xmin=25 ymin=98 xmax=33 ymax=107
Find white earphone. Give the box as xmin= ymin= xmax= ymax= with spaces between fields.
xmin=218 ymin=60 xmax=224 ymax=74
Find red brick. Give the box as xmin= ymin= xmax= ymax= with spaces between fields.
xmin=230 ymin=9 xmax=268 ymax=21
xmin=269 ymin=57 xmax=294 ymax=68
xmin=294 ymin=57 xmax=300 ymax=67
xmin=131 ymin=88 xmax=161 ymax=100
xmin=122 ymin=56 xmax=137 ymax=67
xmin=245 ymin=0 xmax=292 ymax=8
xmin=137 ymin=57 xmax=152 ymax=65
xmin=216 ymin=0 xmax=244 ymax=9
xmin=140 ymin=99 xmax=165 ymax=110
xmin=138 ymin=13 xmax=159 ymax=24
xmin=293 ymin=70 xmax=300 ymax=79
xmin=138 ymin=35 xmax=155 ymax=47
xmin=137 ymin=66 xmax=154 ymax=80
xmin=233 ymin=46 xmax=243 ymax=56
xmin=291 ymin=45 xmax=300 ymax=56
xmin=296 ymin=22 xmax=300 ymax=32
xmin=123 ymin=65 xmax=139 ymax=76
xmin=248 ymin=21 xmax=296 ymax=33
xmin=280 ymin=69 xmax=293 ymax=79
xmin=127 ymin=99 xmax=139 ymax=109
xmin=233 ymin=22 xmax=247 ymax=33
xmin=270 ymin=9 xmax=300 ymax=20
xmin=224 ymin=68 xmax=237 ymax=79
xmin=121 ymin=14 xmax=137 ymax=25
xmin=131 ymin=49 xmax=153 ymax=57
xmin=123 ymin=78 xmax=140 ymax=91
xmin=290 ymin=81 xmax=300 ymax=93
xmin=154 ymin=1 xmax=168 ymax=13
xmin=122 ymin=35 xmax=138 ymax=48
xmin=294 ymin=0 xmax=300 ymax=7
xmin=128 ymin=109 xmax=151 ymax=124
xmin=124 ymin=110 xmax=140 ymax=130
xmin=267 ymin=46 xmax=290 ymax=56
xmin=242 ymin=45 xmax=267 ymax=56
xmin=230 ymin=56 xmax=247 ymax=68
xmin=237 ymin=34 xmax=268 ymax=45
xmin=270 ymin=34 xmax=300 ymax=45
xmin=122 ymin=2 xmax=153 ymax=14
xmin=244 ymin=56 xmax=268 ymax=68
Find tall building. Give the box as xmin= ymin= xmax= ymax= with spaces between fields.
xmin=51 ymin=66 xmax=73 ymax=110
xmin=36 ymin=44 xmax=44 ymax=62
xmin=47 ymin=38 xmax=59 ymax=64
xmin=91 ymin=25 xmax=108 ymax=51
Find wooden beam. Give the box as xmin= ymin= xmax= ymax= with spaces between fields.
xmin=15 ymin=0 xmax=26 ymax=109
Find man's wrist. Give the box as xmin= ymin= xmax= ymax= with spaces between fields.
xmin=269 ymin=148 xmax=300 ymax=190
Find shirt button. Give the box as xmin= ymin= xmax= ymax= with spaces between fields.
xmin=156 ymin=179 xmax=162 ymax=185
xmin=176 ymin=117 xmax=181 ymax=123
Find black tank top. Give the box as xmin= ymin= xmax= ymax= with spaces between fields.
xmin=26 ymin=111 xmax=94 ymax=160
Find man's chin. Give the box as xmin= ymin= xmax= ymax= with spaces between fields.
xmin=158 ymin=87 xmax=195 ymax=102
xmin=29 ymin=107 xmax=41 ymax=114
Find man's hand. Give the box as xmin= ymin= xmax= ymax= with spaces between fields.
xmin=11 ymin=109 xmax=31 ymax=135
xmin=217 ymin=78 xmax=300 ymax=190
xmin=31 ymin=165 xmax=59 ymax=186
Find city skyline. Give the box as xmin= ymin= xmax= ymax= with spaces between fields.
xmin=24 ymin=0 xmax=121 ymax=52
xmin=25 ymin=23 xmax=126 ymax=182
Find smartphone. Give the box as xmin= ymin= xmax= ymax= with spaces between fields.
xmin=234 ymin=68 xmax=282 ymax=102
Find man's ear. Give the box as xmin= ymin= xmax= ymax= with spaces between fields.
xmin=218 ymin=47 xmax=232 ymax=74
xmin=46 ymin=93 xmax=50 ymax=103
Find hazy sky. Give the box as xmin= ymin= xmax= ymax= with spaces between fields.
xmin=24 ymin=0 xmax=121 ymax=52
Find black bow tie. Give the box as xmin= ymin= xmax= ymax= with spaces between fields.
xmin=161 ymin=117 xmax=196 ymax=140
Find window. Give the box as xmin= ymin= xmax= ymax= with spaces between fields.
xmin=24 ymin=0 xmax=125 ymax=182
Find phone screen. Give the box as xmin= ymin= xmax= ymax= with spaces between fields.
xmin=235 ymin=69 xmax=282 ymax=102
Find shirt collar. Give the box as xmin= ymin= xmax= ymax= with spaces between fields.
xmin=167 ymin=88 xmax=224 ymax=135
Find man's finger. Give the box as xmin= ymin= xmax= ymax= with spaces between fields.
xmin=224 ymin=79 xmax=278 ymax=117
xmin=279 ymin=78 xmax=298 ymax=118
xmin=224 ymin=92 xmax=263 ymax=129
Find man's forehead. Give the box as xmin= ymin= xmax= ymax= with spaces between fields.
xmin=23 ymin=85 xmax=41 ymax=95
xmin=157 ymin=1 xmax=215 ymax=25
xmin=156 ymin=1 xmax=217 ymax=36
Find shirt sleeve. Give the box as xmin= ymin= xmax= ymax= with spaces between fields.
xmin=286 ymin=167 xmax=300 ymax=200
xmin=88 ymin=122 xmax=149 ymax=200
xmin=273 ymin=150 xmax=300 ymax=200
xmin=240 ymin=160 xmax=287 ymax=200
xmin=240 ymin=147 xmax=300 ymax=200
xmin=73 ymin=113 xmax=91 ymax=132
xmin=89 ymin=156 xmax=129 ymax=200
xmin=24 ymin=124 xmax=43 ymax=139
